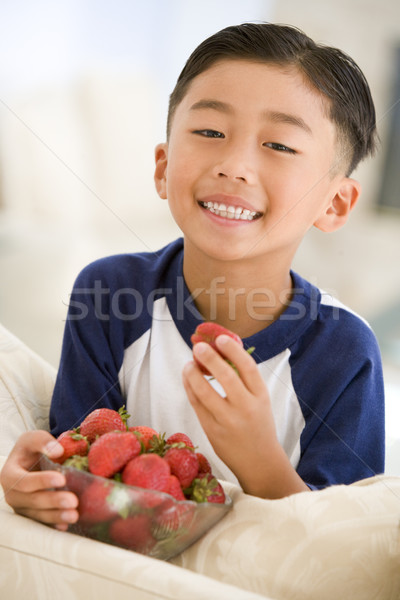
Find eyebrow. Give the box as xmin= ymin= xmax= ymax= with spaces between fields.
xmin=266 ymin=110 xmax=313 ymax=135
xmin=189 ymin=99 xmax=232 ymax=113
xmin=189 ymin=100 xmax=313 ymax=135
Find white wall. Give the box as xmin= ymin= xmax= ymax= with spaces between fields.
xmin=0 ymin=0 xmax=399 ymax=366
xmin=0 ymin=0 xmax=273 ymax=363
xmin=0 ymin=0 xmax=399 ymax=473
xmin=271 ymin=0 xmax=400 ymax=325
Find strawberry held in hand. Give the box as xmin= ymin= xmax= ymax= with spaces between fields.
xmin=191 ymin=322 xmax=254 ymax=376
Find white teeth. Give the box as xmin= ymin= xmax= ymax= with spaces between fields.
xmin=200 ymin=201 xmax=260 ymax=221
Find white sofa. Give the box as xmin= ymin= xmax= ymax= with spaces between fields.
xmin=1 ymin=323 xmax=399 ymax=600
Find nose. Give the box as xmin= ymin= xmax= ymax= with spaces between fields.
xmin=213 ymin=140 xmax=256 ymax=184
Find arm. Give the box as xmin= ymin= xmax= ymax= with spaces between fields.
xmin=182 ymin=335 xmax=309 ymax=498
xmin=2 ymin=262 xmax=129 ymax=526
xmin=0 ymin=431 xmax=79 ymax=530
xmin=50 ymin=262 xmax=129 ymax=436
xmin=296 ymin=350 xmax=385 ymax=488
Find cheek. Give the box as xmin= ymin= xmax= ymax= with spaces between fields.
xmin=166 ymin=164 xmax=188 ymax=201
xmin=164 ymin=163 xmax=194 ymax=227
xmin=166 ymin=151 xmax=200 ymax=198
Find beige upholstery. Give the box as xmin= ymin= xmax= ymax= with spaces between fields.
xmin=1 ymin=324 xmax=399 ymax=600
xmin=0 ymin=469 xmax=262 ymax=600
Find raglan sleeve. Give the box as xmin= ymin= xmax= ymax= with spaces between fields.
xmin=49 ymin=260 xmax=129 ymax=436
xmin=294 ymin=320 xmax=385 ymax=489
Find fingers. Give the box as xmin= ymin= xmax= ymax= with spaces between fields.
xmin=192 ymin=335 xmax=266 ymax=400
xmin=3 ymin=468 xmax=65 ymax=495
xmin=0 ymin=430 xmax=78 ymax=528
xmin=8 ymin=430 xmax=64 ymax=472
xmin=11 ymin=488 xmax=78 ymax=517
xmin=1 ymin=430 xmax=65 ymax=495
xmin=215 ymin=335 xmax=266 ymax=393
xmin=13 ymin=489 xmax=79 ymax=526
xmin=182 ymin=360 xmax=224 ymax=419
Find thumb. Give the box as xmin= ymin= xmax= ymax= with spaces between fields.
xmin=14 ymin=430 xmax=64 ymax=462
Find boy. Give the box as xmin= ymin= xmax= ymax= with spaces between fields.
xmin=1 ymin=23 xmax=384 ymax=529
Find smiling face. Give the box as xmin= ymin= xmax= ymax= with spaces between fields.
xmin=154 ymin=59 xmax=360 ymax=273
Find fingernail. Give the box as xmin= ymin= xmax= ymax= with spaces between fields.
xmin=194 ymin=342 xmax=208 ymax=355
xmin=49 ymin=474 xmax=65 ymax=487
xmin=60 ymin=497 xmax=77 ymax=509
xmin=44 ymin=441 xmax=63 ymax=457
xmin=61 ymin=510 xmax=78 ymax=523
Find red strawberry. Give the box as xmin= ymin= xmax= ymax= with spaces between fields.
xmin=109 ymin=514 xmax=156 ymax=552
xmin=195 ymin=452 xmax=212 ymax=474
xmin=79 ymin=406 xmax=128 ymax=443
xmin=189 ymin=473 xmax=226 ymax=504
xmin=204 ymin=477 xmax=225 ymax=504
xmin=133 ymin=488 xmax=169 ymax=510
xmin=122 ymin=454 xmax=170 ymax=492
xmin=166 ymin=432 xmax=195 ymax=449
xmin=191 ymin=322 xmax=243 ymax=375
xmin=129 ymin=425 xmax=159 ymax=451
xmin=165 ymin=474 xmax=186 ymax=501
xmin=88 ymin=431 xmax=141 ymax=478
xmin=153 ymin=499 xmax=195 ymax=538
xmin=163 ymin=447 xmax=199 ymax=489
xmin=78 ymin=480 xmax=125 ymax=524
xmin=52 ymin=430 xmax=89 ymax=464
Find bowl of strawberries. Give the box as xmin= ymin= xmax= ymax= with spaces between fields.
xmin=40 ymin=407 xmax=232 ymax=560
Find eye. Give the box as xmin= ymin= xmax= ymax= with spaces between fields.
xmin=264 ymin=142 xmax=296 ymax=154
xmin=193 ymin=129 xmax=225 ymax=138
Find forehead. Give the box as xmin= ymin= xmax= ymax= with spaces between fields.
xmin=172 ymin=59 xmax=333 ymax=132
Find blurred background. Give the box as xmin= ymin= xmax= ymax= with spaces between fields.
xmin=0 ymin=0 xmax=399 ymax=472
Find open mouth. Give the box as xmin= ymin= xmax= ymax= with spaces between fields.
xmin=198 ymin=201 xmax=262 ymax=221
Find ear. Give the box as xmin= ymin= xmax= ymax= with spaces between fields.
xmin=154 ymin=143 xmax=168 ymax=199
xmin=314 ymin=178 xmax=361 ymax=233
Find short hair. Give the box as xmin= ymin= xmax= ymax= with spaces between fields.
xmin=167 ymin=23 xmax=378 ymax=175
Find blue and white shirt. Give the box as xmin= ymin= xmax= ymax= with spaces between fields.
xmin=50 ymin=237 xmax=385 ymax=489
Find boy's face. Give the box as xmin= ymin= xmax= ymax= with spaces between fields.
xmin=155 ymin=59 xmax=358 ymax=267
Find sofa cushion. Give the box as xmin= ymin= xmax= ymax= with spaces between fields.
xmin=172 ymin=476 xmax=400 ymax=599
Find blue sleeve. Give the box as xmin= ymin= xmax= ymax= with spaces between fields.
xmin=295 ymin=324 xmax=385 ymax=489
xmin=49 ymin=241 xmax=182 ymax=437
xmin=49 ymin=261 xmax=130 ymax=436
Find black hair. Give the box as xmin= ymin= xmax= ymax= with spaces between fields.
xmin=167 ymin=23 xmax=378 ymax=175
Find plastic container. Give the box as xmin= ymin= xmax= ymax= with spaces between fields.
xmin=40 ymin=454 xmax=232 ymax=560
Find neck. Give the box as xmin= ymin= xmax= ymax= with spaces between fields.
xmin=182 ymin=243 xmax=294 ymax=339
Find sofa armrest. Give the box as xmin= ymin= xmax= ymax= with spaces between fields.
xmin=0 ymin=324 xmax=56 ymax=456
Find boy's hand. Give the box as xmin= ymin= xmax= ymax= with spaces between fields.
xmin=0 ymin=431 xmax=79 ymax=530
xmin=182 ymin=335 xmax=308 ymax=498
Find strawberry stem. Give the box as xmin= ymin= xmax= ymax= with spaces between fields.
xmin=118 ymin=405 xmax=131 ymax=427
